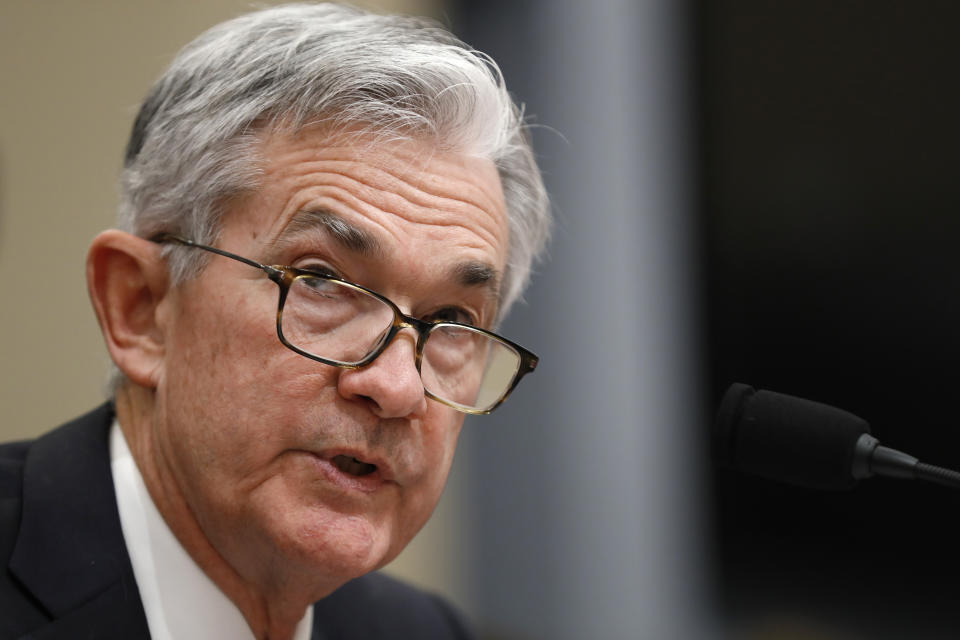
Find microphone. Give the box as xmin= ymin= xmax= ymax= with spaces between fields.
xmin=715 ymin=383 xmax=960 ymax=490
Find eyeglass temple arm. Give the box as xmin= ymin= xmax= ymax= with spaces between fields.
xmin=150 ymin=233 xmax=284 ymax=279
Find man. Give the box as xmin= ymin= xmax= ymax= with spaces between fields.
xmin=0 ymin=3 xmax=550 ymax=638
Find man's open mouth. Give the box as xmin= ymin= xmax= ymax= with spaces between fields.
xmin=332 ymin=454 xmax=377 ymax=477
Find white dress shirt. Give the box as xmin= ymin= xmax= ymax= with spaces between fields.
xmin=110 ymin=422 xmax=314 ymax=640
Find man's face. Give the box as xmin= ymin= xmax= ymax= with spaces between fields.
xmin=149 ymin=128 xmax=509 ymax=592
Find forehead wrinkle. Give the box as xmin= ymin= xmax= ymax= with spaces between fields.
xmin=318 ymin=155 xmax=507 ymax=254
xmin=304 ymin=168 xmax=505 ymax=271
xmin=273 ymin=208 xmax=382 ymax=257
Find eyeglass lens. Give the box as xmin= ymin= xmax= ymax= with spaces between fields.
xmin=280 ymin=274 xmax=522 ymax=412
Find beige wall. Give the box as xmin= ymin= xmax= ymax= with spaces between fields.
xmin=0 ymin=0 xmax=471 ymax=611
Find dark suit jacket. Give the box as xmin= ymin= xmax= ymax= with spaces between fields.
xmin=0 ymin=405 xmax=473 ymax=639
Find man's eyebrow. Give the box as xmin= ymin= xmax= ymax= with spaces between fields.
xmin=276 ymin=208 xmax=500 ymax=302
xmin=452 ymin=261 xmax=501 ymax=305
xmin=275 ymin=209 xmax=382 ymax=256
xmin=454 ymin=261 xmax=498 ymax=287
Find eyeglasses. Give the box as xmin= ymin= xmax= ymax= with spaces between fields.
xmin=150 ymin=233 xmax=538 ymax=414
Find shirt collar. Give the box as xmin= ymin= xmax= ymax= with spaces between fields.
xmin=110 ymin=420 xmax=314 ymax=640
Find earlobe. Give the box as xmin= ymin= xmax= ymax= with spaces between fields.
xmin=86 ymin=230 xmax=170 ymax=389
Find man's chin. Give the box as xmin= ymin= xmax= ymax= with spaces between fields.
xmin=273 ymin=508 xmax=398 ymax=585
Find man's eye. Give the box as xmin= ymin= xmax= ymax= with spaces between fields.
xmin=300 ymin=276 xmax=339 ymax=294
xmin=425 ymin=307 xmax=476 ymax=325
xmin=299 ymin=263 xmax=338 ymax=278
xmin=295 ymin=265 xmax=348 ymax=296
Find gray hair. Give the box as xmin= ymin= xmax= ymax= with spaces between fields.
xmin=120 ymin=2 xmax=550 ymax=317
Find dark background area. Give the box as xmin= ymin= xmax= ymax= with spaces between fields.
xmin=700 ymin=1 xmax=960 ymax=637
xmin=453 ymin=0 xmax=960 ymax=636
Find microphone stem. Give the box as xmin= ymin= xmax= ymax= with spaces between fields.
xmin=864 ymin=442 xmax=960 ymax=489
xmin=915 ymin=463 xmax=960 ymax=490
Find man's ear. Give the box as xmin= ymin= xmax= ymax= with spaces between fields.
xmin=86 ymin=230 xmax=171 ymax=389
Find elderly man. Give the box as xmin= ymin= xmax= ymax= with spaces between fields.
xmin=0 ymin=3 xmax=549 ymax=639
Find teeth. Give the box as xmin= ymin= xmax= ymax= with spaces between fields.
xmin=333 ymin=454 xmax=377 ymax=477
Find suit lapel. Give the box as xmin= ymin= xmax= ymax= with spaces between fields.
xmin=8 ymin=404 xmax=150 ymax=638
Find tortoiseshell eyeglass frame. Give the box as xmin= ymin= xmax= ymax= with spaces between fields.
xmin=149 ymin=233 xmax=539 ymax=414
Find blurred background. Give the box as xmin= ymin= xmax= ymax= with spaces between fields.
xmin=702 ymin=2 xmax=960 ymax=638
xmin=3 ymin=1 xmax=959 ymax=638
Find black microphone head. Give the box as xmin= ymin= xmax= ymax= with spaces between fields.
xmin=715 ymin=384 xmax=871 ymax=490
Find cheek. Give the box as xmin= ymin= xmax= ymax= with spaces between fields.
xmin=164 ymin=279 xmax=292 ymax=397
xmin=157 ymin=286 xmax=334 ymax=476
xmin=394 ymin=414 xmax=464 ymax=535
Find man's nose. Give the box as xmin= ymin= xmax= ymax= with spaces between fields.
xmin=336 ymin=332 xmax=429 ymax=420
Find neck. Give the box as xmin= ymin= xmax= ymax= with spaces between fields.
xmin=115 ymin=384 xmax=316 ymax=640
